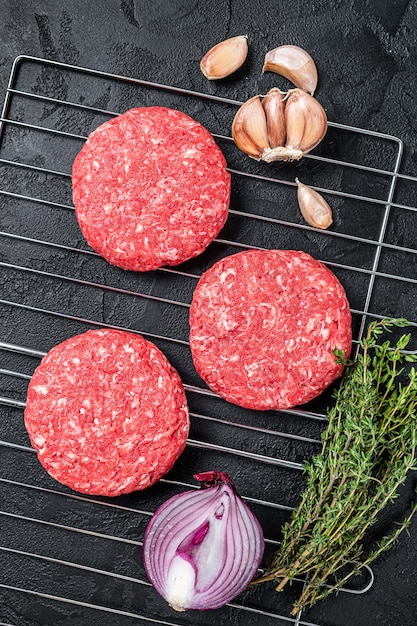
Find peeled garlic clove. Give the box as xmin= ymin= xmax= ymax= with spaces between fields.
xmin=284 ymin=89 xmax=327 ymax=159
xmin=232 ymin=95 xmax=269 ymax=160
xmin=262 ymin=87 xmax=286 ymax=149
xmin=263 ymin=45 xmax=318 ymax=95
xmin=200 ymin=35 xmax=248 ymax=80
xmin=296 ymin=178 xmax=333 ymax=229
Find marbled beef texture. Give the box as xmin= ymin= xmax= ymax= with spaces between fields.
xmin=190 ymin=249 xmax=352 ymax=410
xmin=24 ymin=328 xmax=189 ymax=496
xmin=72 ymin=107 xmax=231 ymax=272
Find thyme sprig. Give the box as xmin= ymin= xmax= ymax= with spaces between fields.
xmin=255 ymin=318 xmax=417 ymax=615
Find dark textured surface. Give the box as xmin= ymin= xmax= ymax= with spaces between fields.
xmin=1 ymin=1 xmax=417 ymax=625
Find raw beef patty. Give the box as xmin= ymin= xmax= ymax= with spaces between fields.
xmin=189 ymin=249 xmax=352 ymax=410
xmin=72 ymin=107 xmax=231 ymax=271
xmin=24 ymin=329 xmax=189 ymax=496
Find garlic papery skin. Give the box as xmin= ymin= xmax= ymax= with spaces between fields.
xmin=200 ymin=35 xmax=248 ymax=80
xmin=263 ymin=45 xmax=318 ymax=96
xmin=296 ymin=178 xmax=333 ymax=229
xmin=232 ymin=88 xmax=327 ymax=162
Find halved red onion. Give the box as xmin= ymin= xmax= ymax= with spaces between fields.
xmin=142 ymin=471 xmax=264 ymax=611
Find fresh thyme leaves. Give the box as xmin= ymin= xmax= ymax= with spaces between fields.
xmin=255 ymin=318 xmax=417 ymax=615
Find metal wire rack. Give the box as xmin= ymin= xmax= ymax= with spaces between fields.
xmin=1 ymin=55 xmax=416 ymax=626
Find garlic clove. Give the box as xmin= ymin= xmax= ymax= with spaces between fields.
xmin=200 ymin=35 xmax=248 ymax=80
xmin=263 ymin=45 xmax=318 ymax=95
xmin=262 ymin=88 xmax=286 ymax=149
xmin=232 ymin=95 xmax=269 ymax=160
xmin=284 ymin=89 xmax=327 ymax=159
xmin=296 ymin=178 xmax=333 ymax=229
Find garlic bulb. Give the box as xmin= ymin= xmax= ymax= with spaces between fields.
xmin=232 ymin=88 xmax=327 ymax=162
xmin=263 ymin=45 xmax=318 ymax=95
xmin=200 ymin=35 xmax=248 ymax=80
xmin=296 ymin=178 xmax=333 ymax=229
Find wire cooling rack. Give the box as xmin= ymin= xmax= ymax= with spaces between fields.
xmin=1 ymin=56 xmax=417 ymax=626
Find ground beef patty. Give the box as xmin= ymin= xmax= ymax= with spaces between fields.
xmin=24 ymin=329 xmax=189 ymax=496
xmin=189 ymin=249 xmax=352 ymax=410
xmin=72 ymin=107 xmax=231 ymax=271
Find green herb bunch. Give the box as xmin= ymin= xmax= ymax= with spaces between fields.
xmin=256 ymin=318 xmax=417 ymax=615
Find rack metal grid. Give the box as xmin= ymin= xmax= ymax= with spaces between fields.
xmin=0 ymin=56 xmax=416 ymax=626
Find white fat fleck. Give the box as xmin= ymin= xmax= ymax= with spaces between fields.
xmin=306 ymin=318 xmax=316 ymax=332
xmin=286 ymin=338 xmax=295 ymax=350
xmin=68 ymin=418 xmax=82 ymax=434
xmin=219 ymin=268 xmax=236 ymax=284
xmin=72 ymin=357 xmax=81 ymax=365
xmin=123 ymin=344 xmax=135 ymax=353
xmin=221 ymin=317 xmax=238 ymax=332
xmin=33 ymin=434 xmax=45 ymax=447
xmin=82 ymin=399 xmax=91 ymax=409
xmin=119 ymin=441 xmax=135 ymax=453
xmin=33 ymin=385 xmax=48 ymax=395
xmin=153 ymin=433 xmax=163 ymax=442
xmin=57 ymin=398 xmax=67 ymax=407
xmin=157 ymin=176 xmax=176 ymax=189
xmin=163 ymin=248 xmax=180 ymax=260
xmin=259 ymin=303 xmax=277 ymax=328
xmin=92 ymin=160 xmax=100 ymax=170
xmin=243 ymin=361 xmax=267 ymax=378
xmin=183 ymin=147 xmax=198 ymax=158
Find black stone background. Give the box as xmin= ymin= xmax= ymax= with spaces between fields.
xmin=1 ymin=1 xmax=417 ymax=625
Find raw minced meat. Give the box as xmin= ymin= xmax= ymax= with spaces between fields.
xmin=189 ymin=249 xmax=352 ymax=410
xmin=24 ymin=329 xmax=189 ymax=496
xmin=72 ymin=107 xmax=231 ymax=272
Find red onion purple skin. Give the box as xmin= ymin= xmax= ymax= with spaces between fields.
xmin=142 ymin=472 xmax=265 ymax=611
